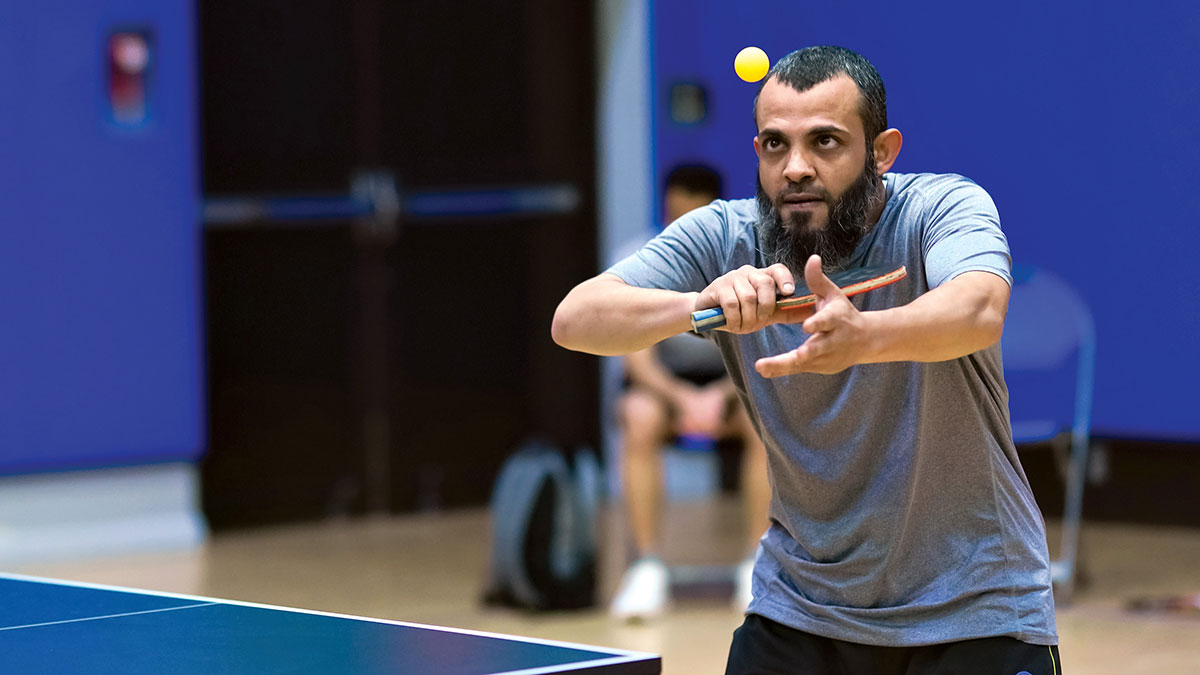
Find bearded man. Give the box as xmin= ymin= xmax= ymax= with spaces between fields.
xmin=553 ymin=46 xmax=1060 ymax=674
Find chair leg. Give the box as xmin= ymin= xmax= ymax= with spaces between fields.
xmin=1054 ymin=434 xmax=1090 ymax=603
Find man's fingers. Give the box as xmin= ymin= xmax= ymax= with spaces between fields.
xmin=720 ymin=267 xmax=783 ymax=331
xmin=755 ymin=337 xmax=841 ymax=377
xmin=761 ymin=263 xmax=798 ymax=325
xmin=716 ymin=284 xmax=743 ymax=330
xmin=755 ymin=346 xmax=808 ymax=378
xmin=765 ymin=263 xmax=795 ymax=297
xmin=800 ymin=255 xmax=852 ymax=332
xmin=752 ymin=272 xmax=778 ymax=324
xmin=732 ymin=274 xmax=763 ymax=328
xmin=718 ymin=269 xmax=761 ymax=329
xmin=699 ymin=264 xmax=805 ymax=333
xmin=804 ymin=255 xmax=839 ymax=299
xmin=803 ymin=309 xmax=835 ymax=335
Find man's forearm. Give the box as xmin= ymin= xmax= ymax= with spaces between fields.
xmin=551 ymin=274 xmax=698 ymax=355
xmin=862 ymin=271 xmax=1009 ymax=364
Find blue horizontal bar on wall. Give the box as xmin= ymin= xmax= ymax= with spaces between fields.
xmin=203 ymin=195 xmax=373 ymax=226
xmin=203 ymin=184 xmax=581 ymax=227
xmin=404 ymin=184 xmax=581 ymax=218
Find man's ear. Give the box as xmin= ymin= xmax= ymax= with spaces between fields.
xmin=872 ymin=128 xmax=903 ymax=175
xmin=753 ymin=135 xmax=762 ymax=159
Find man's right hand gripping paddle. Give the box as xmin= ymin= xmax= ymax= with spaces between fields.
xmin=692 ymin=262 xmax=816 ymax=334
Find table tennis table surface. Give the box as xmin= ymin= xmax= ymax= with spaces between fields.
xmin=0 ymin=573 xmax=661 ymax=674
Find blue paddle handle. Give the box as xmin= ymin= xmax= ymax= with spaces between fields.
xmin=690 ymin=307 xmax=726 ymax=333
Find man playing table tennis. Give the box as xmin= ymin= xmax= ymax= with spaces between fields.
xmin=552 ymin=46 xmax=1061 ymax=674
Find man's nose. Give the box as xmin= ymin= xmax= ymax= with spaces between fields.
xmin=781 ymin=148 xmax=815 ymax=184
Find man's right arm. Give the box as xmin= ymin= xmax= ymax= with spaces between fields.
xmin=552 ymin=262 xmax=801 ymax=356
xmin=551 ymin=273 xmax=699 ymax=356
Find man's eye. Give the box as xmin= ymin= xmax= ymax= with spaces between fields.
xmin=765 ymin=138 xmax=784 ymax=151
xmin=817 ymin=135 xmax=838 ymax=148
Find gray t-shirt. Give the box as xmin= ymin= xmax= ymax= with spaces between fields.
xmin=614 ymin=232 xmax=727 ymax=381
xmin=607 ymin=172 xmax=1057 ymax=647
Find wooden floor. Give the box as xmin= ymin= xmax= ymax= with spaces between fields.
xmin=15 ymin=497 xmax=1200 ymax=674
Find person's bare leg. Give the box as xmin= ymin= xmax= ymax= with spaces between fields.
xmin=611 ymin=388 xmax=673 ymax=620
xmin=619 ymin=388 xmax=671 ymax=556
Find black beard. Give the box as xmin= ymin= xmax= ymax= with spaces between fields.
xmin=755 ymin=160 xmax=883 ymax=275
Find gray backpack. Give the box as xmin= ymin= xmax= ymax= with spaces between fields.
xmin=484 ymin=440 xmax=600 ymax=610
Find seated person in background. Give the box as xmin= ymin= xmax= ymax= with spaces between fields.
xmin=610 ymin=165 xmax=770 ymax=620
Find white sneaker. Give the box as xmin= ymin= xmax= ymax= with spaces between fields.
xmin=610 ymin=557 xmax=669 ymax=621
xmin=733 ymin=555 xmax=755 ymax=611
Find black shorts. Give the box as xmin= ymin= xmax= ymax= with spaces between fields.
xmin=621 ymin=369 xmax=727 ymax=390
xmin=725 ymin=614 xmax=1062 ymax=675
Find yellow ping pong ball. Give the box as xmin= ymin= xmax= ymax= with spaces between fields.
xmin=734 ymin=46 xmax=770 ymax=83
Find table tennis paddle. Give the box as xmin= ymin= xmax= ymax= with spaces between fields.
xmin=690 ymin=263 xmax=907 ymax=333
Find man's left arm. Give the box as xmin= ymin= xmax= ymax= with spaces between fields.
xmin=755 ymin=255 xmax=1009 ymax=377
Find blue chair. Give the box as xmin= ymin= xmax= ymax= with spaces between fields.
xmin=1002 ymin=264 xmax=1096 ymax=602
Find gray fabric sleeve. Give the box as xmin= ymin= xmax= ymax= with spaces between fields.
xmin=921 ymin=179 xmax=1012 ymax=289
xmin=605 ymin=203 xmax=728 ymax=293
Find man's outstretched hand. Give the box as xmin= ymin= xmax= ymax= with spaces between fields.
xmin=754 ymin=255 xmax=874 ymax=377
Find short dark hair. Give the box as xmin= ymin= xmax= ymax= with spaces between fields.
xmin=664 ymin=164 xmax=723 ymax=200
xmin=753 ymin=46 xmax=887 ymax=142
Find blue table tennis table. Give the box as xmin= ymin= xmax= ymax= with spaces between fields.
xmin=0 ymin=573 xmax=661 ymax=674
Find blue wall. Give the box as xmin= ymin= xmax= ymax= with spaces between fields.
xmin=653 ymin=0 xmax=1200 ymax=440
xmin=0 ymin=0 xmax=203 ymax=472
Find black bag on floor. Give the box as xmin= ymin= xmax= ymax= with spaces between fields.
xmin=483 ymin=439 xmax=600 ymax=611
